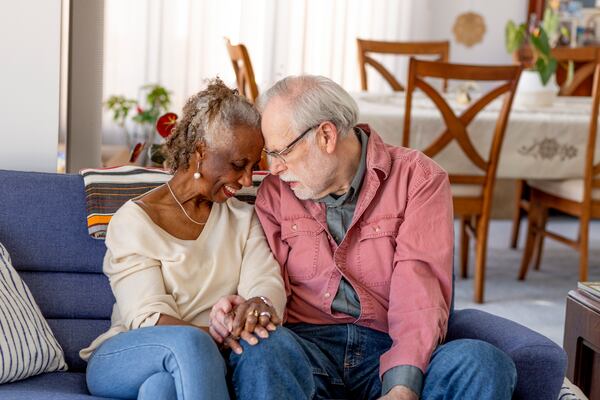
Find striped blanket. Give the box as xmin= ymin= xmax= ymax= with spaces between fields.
xmin=81 ymin=166 xmax=268 ymax=239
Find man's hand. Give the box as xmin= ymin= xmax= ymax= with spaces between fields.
xmin=379 ymin=385 xmax=418 ymax=400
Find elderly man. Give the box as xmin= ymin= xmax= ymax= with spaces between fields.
xmin=213 ymin=75 xmax=517 ymax=400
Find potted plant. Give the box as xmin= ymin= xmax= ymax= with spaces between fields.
xmin=505 ymin=3 xmax=569 ymax=106
xmin=105 ymin=84 xmax=172 ymax=165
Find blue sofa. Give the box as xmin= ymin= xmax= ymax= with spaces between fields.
xmin=0 ymin=169 xmax=567 ymax=399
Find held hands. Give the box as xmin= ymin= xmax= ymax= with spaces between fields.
xmin=208 ymin=295 xmax=281 ymax=354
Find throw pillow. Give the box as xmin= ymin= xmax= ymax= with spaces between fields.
xmin=558 ymin=377 xmax=588 ymax=400
xmin=81 ymin=166 xmax=171 ymax=239
xmin=0 ymin=242 xmax=67 ymax=384
xmin=81 ymin=166 xmax=268 ymax=239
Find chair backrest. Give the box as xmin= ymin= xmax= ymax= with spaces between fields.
xmin=403 ymin=59 xmax=521 ymax=205
xmin=357 ymin=38 xmax=449 ymax=91
xmin=224 ymin=38 xmax=268 ymax=169
xmin=553 ymin=47 xmax=600 ymax=96
xmin=584 ymin=63 xmax=600 ymax=204
xmin=224 ymin=37 xmax=259 ymax=103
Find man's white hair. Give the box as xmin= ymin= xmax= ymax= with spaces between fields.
xmin=256 ymin=75 xmax=359 ymax=138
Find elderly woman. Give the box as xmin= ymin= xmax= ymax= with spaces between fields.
xmin=80 ymin=79 xmax=311 ymax=400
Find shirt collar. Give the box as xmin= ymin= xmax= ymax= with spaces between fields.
xmin=317 ymin=127 xmax=368 ymax=207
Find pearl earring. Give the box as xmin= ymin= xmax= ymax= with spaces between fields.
xmin=193 ymin=160 xmax=201 ymax=180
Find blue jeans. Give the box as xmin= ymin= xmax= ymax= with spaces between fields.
xmin=286 ymin=323 xmax=517 ymax=400
xmin=227 ymin=326 xmax=315 ymax=399
xmin=86 ymin=326 xmax=229 ymax=400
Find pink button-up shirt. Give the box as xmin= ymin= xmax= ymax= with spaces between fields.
xmin=254 ymin=125 xmax=453 ymax=377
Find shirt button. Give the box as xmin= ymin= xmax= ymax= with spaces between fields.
xmin=292 ymin=224 xmax=297 ymax=231
xmin=324 ymin=292 xmax=331 ymax=298
xmin=374 ymin=226 xmax=381 ymax=232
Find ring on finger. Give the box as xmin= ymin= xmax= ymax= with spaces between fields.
xmin=259 ymin=311 xmax=271 ymax=318
xmin=248 ymin=309 xmax=259 ymax=318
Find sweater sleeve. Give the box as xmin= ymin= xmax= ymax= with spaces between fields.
xmin=104 ymin=203 xmax=181 ymax=329
xmin=237 ymin=212 xmax=287 ymax=319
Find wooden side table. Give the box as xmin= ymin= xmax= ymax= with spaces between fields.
xmin=564 ymin=290 xmax=600 ymax=399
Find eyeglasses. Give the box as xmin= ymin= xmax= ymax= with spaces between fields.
xmin=263 ymin=124 xmax=318 ymax=165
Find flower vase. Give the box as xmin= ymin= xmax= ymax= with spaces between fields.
xmin=130 ymin=124 xmax=155 ymax=166
xmin=513 ymin=69 xmax=559 ymax=108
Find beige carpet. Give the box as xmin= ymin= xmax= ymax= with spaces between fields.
xmin=454 ymin=218 xmax=600 ymax=345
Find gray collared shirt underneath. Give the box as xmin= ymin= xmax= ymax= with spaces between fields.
xmin=317 ymin=128 xmax=423 ymax=397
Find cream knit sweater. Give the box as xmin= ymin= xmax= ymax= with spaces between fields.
xmin=80 ymin=198 xmax=286 ymax=360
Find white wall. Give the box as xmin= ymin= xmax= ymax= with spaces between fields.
xmin=365 ymin=0 xmax=528 ymax=93
xmin=0 ymin=0 xmax=63 ymax=173
xmin=427 ymin=0 xmax=527 ymax=65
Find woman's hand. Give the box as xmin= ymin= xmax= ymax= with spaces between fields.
xmin=230 ymin=296 xmax=281 ymax=341
xmin=209 ymin=295 xmax=281 ymax=354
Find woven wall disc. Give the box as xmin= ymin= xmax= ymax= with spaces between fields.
xmin=453 ymin=12 xmax=486 ymax=47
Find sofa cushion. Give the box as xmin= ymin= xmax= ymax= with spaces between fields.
xmin=19 ymin=272 xmax=113 ymax=320
xmin=47 ymin=319 xmax=111 ymax=373
xmin=0 ymin=372 xmax=117 ymax=399
xmin=447 ymin=309 xmax=567 ymax=400
xmin=0 ymin=170 xmax=106 ymax=274
xmin=0 ymin=243 xmax=67 ymax=384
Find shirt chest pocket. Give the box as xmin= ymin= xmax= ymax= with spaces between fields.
xmin=281 ymin=218 xmax=325 ymax=281
xmin=357 ymin=217 xmax=403 ymax=287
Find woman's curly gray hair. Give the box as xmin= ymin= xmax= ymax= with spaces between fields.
xmin=165 ymin=78 xmax=261 ymax=173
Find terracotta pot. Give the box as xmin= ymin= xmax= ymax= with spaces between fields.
xmin=513 ymin=44 xmax=535 ymax=69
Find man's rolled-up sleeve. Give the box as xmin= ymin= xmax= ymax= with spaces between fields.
xmin=237 ymin=213 xmax=287 ymax=319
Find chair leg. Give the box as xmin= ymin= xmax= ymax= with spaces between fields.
xmin=579 ymin=216 xmax=590 ymax=282
xmin=510 ymin=180 xmax=526 ymax=249
xmin=532 ymin=206 xmax=548 ymax=271
xmin=473 ymin=216 xmax=490 ymax=304
xmin=460 ymin=215 xmax=470 ymax=279
xmin=518 ymin=197 xmax=540 ymax=281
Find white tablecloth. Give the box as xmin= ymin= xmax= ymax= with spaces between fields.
xmin=354 ymin=91 xmax=598 ymax=179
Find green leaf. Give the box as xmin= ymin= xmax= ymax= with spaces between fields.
xmin=566 ymin=60 xmax=575 ymax=88
xmin=530 ymin=27 xmax=551 ymax=56
xmin=505 ymin=21 xmax=526 ymax=53
xmin=541 ymin=7 xmax=559 ymax=38
xmin=536 ymin=57 xmax=557 ymax=85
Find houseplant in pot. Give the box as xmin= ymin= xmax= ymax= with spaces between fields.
xmin=505 ymin=3 xmax=569 ymax=107
xmin=105 ymin=84 xmax=172 ymax=166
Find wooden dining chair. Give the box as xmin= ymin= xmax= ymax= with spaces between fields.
xmin=403 ymin=58 xmax=522 ymax=303
xmin=555 ymin=47 xmax=600 ymax=96
xmin=224 ymin=38 xmax=268 ymax=170
xmin=357 ymin=38 xmax=449 ymax=92
xmin=224 ymin=37 xmax=259 ymax=103
xmin=510 ymin=47 xmax=600 ymax=259
xmin=518 ymin=62 xmax=600 ymax=283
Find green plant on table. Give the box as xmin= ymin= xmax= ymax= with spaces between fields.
xmin=505 ymin=2 xmax=571 ymax=86
xmin=105 ymin=84 xmax=172 ymax=149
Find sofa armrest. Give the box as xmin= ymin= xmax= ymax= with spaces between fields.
xmin=446 ymin=309 xmax=567 ymax=400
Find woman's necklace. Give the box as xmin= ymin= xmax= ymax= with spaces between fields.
xmin=166 ymin=181 xmax=206 ymax=226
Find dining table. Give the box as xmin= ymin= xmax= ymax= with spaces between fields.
xmin=353 ymin=91 xmax=598 ymax=180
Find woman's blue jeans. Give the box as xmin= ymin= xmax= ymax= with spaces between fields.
xmin=86 ymin=326 xmax=229 ymax=400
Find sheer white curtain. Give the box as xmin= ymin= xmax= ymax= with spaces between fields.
xmin=102 ymin=0 xmax=431 ymax=143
